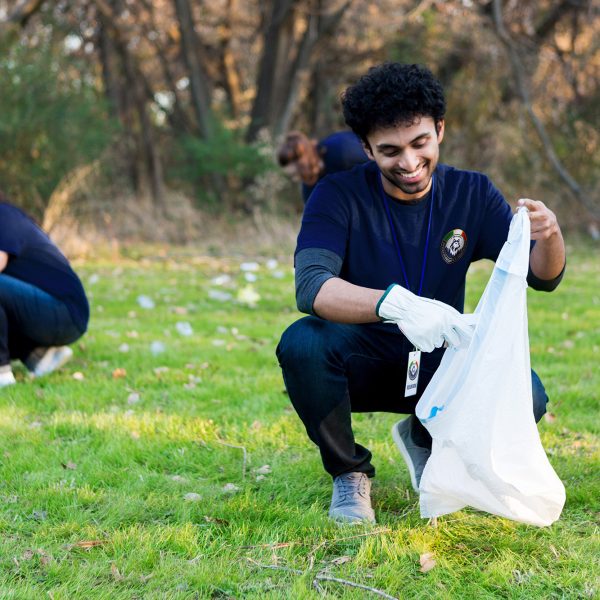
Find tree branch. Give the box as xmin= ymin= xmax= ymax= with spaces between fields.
xmin=0 ymin=0 xmax=46 ymax=28
xmin=491 ymin=0 xmax=599 ymax=221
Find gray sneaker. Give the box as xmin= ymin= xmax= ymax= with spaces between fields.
xmin=391 ymin=416 xmax=431 ymax=492
xmin=26 ymin=346 xmax=74 ymax=378
xmin=328 ymin=472 xmax=375 ymax=524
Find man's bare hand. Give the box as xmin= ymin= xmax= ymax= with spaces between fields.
xmin=517 ymin=198 xmax=560 ymax=241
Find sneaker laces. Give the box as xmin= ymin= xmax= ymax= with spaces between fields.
xmin=337 ymin=473 xmax=369 ymax=501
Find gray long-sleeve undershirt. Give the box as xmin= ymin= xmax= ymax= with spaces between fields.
xmin=295 ymin=247 xmax=565 ymax=316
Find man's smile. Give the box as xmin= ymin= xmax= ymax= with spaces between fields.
xmin=396 ymin=163 xmax=426 ymax=182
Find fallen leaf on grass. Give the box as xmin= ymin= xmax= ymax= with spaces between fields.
xmin=419 ymin=552 xmax=436 ymax=573
xmin=112 ymin=368 xmax=127 ymax=379
xmin=72 ymin=372 xmax=85 ymax=381
xmin=111 ymin=563 xmax=124 ymax=581
xmin=21 ymin=549 xmax=35 ymax=560
xmin=70 ymin=540 xmax=104 ymax=550
xmin=544 ymin=413 xmax=557 ymax=424
xmin=61 ymin=461 xmax=77 ymax=470
xmin=118 ymin=343 xmax=130 ymax=353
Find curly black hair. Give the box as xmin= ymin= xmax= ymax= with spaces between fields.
xmin=341 ymin=63 xmax=446 ymax=143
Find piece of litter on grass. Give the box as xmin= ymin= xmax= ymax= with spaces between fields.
xmin=255 ymin=465 xmax=271 ymax=475
xmin=127 ymin=392 xmax=141 ymax=405
xmin=176 ymin=321 xmax=193 ymax=336
xmin=266 ymin=259 xmax=278 ymax=270
xmin=211 ymin=274 xmax=231 ymax=286
xmin=330 ymin=555 xmax=352 ymax=566
xmin=112 ymin=368 xmax=127 ymax=379
xmin=72 ymin=372 xmax=85 ymax=381
xmin=212 ymin=339 xmax=226 ymax=347
xmin=222 ymin=483 xmax=240 ymax=493
xmin=61 ymin=461 xmax=77 ymax=470
xmin=184 ymin=493 xmax=202 ymax=502
xmin=126 ymin=330 xmax=139 ymax=338
xmin=118 ymin=343 xmax=130 ymax=353
xmin=137 ymin=295 xmax=155 ymax=309
xmin=153 ymin=366 xmax=169 ymax=375
xmin=216 ymin=325 xmax=228 ymax=334
xmin=256 ymin=475 xmax=266 ymax=482
xmin=419 ymin=552 xmax=436 ymax=573
xmin=244 ymin=272 xmax=257 ymax=282
xmin=272 ymin=270 xmax=285 ymax=279
xmin=88 ymin=274 xmax=100 ymax=285
xmin=208 ymin=289 xmax=233 ymax=302
xmin=150 ymin=341 xmax=166 ymax=355
xmin=544 ymin=412 xmax=557 ymax=424
xmin=172 ymin=475 xmax=187 ymax=483
xmin=237 ymin=285 xmax=260 ymax=307
xmin=240 ymin=261 xmax=259 ymax=272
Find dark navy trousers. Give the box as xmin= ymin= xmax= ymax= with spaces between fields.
xmin=0 ymin=274 xmax=83 ymax=367
xmin=276 ymin=316 xmax=548 ymax=479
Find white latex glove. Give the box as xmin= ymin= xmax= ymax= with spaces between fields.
xmin=376 ymin=284 xmax=478 ymax=352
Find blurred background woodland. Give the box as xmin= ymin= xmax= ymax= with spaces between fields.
xmin=0 ymin=0 xmax=599 ymax=250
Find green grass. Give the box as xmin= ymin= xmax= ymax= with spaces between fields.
xmin=0 ymin=240 xmax=598 ymax=599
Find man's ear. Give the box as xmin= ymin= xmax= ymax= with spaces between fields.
xmin=362 ymin=140 xmax=374 ymax=160
xmin=436 ymin=119 xmax=445 ymax=143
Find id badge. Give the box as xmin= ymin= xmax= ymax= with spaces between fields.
xmin=404 ymin=349 xmax=421 ymax=397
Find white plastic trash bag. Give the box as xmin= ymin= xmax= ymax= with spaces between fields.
xmin=415 ymin=208 xmax=565 ymax=526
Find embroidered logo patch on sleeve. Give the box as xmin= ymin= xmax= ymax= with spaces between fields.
xmin=440 ymin=229 xmax=467 ymax=264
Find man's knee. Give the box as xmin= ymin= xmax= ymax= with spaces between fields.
xmin=531 ymin=370 xmax=548 ymax=423
xmin=276 ymin=316 xmax=331 ymax=368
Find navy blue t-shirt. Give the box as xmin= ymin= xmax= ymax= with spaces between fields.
xmin=296 ymin=161 xmax=513 ymax=313
xmin=302 ymin=131 xmax=370 ymax=202
xmin=0 ymin=203 xmax=89 ymax=331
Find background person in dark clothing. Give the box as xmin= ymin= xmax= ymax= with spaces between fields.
xmin=0 ymin=194 xmax=89 ymax=387
xmin=277 ymin=130 xmax=370 ymax=203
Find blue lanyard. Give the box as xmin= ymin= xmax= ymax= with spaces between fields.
xmin=378 ymin=173 xmax=435 ymax=296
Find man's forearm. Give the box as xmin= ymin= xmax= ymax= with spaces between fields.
xmin=313 ymin=277 xmax=384 ymax=323
xmin=529 ymin=231 xmax=565 ymax=281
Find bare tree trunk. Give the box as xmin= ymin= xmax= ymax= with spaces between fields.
xmin=491 ymin=0 xmax=599 ymax=225
xmin=247 ymin=0 xmax=353 ymax=142
xmin=97 ymin=15 xmax=120 ymax=119
xmin=173 ymin=0 xmax=214 ymax=138
xmin=220 ymin=0 xmax=243 ymax=119
xmin=95 ymin=0 xmax=166 ymax=208
xmin=246 ymin=0 xmax=297 ymax=142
